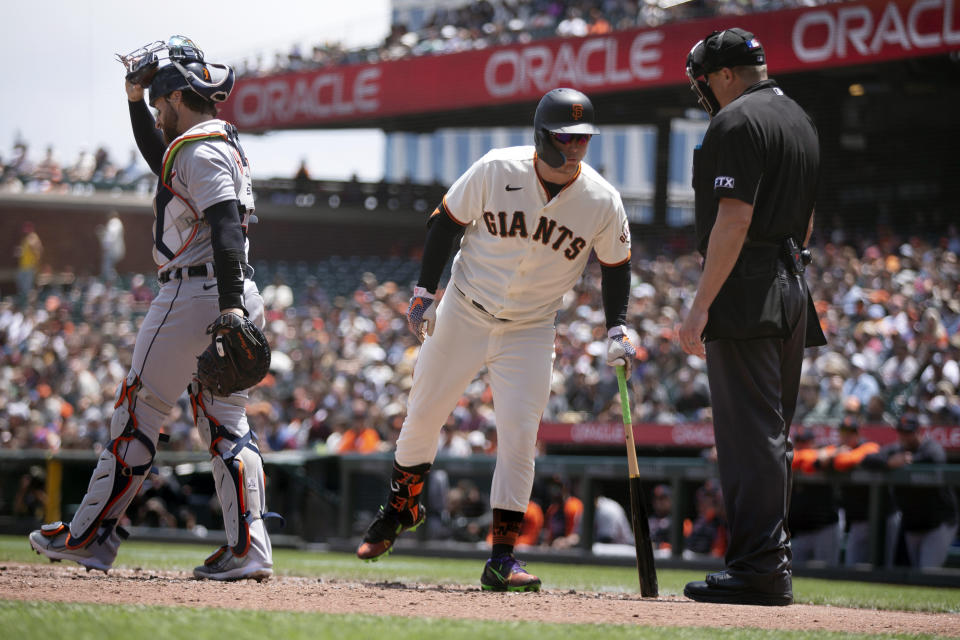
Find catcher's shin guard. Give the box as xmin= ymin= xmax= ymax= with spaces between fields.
xmin=67 ymin=372 xmax=169 ymax=552
xmin=190 ymin=382 xmax=281 ymax=559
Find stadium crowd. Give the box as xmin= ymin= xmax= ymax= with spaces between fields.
xmin=3 ymin=229 xmax=959 ymax=456
xmin=0 ymin=141 xmax=150 ymax=195
xmin=233 ymin=0 xmax=850 ymax=77
xmin=4 ymin=224 xmax=959 ymax=565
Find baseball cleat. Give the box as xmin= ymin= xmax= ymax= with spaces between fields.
xmin=193 ymin=545 xmax=273 ymax=582
xmin=29 ymin=522 xmax=113 ymax=573
xmin=356 ymin=506 xmax=426 ymax=561
xmin=480 ymin=554 xmax=541 ymax=592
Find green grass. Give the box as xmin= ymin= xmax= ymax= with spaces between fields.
xmin=3 ymin=536 xmax=957 ymax=613
xmin=0 ymin=601 xmax=947 ymax=640
xmin=2 ymin=535 xmax=958 ymax=640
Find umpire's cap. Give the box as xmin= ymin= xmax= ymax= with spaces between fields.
xmin=687 ymin=28 xmax=765 ymax=79
xmin=534 ymin=88 xmax=599 ymax=168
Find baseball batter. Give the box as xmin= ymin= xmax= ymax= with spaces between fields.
xmin=29 ymin=36 xmax=277 ymax=581
xmin=356 ymin=88 xmax=635 ymax=592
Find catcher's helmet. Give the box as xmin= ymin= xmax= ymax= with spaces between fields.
xmin=534 ymin=88 xmax=599 ymax=168
xmin=148 ymin=60 xmax=235 ymax=105
xmin=686 ymin=28 xmax=765 ymax=116
xmin=116 ymin=35 xmax=235 ymax=105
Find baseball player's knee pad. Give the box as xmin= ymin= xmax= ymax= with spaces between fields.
xmin=212 ymin=445 xmax=266 ymax=556
xmin=111 ymin=372 xmax=171 ymax=442
xmin=68 ymin=431 xmax=156 ymax=548
xmin=189 ymin=381 xmax=248 ymax=451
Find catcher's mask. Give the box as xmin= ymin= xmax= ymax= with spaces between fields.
xmin=533 ymin=88 xmax=599 ymax=169
xmin=116 ymin=35 xmax=235 ymax=105
xmin=686 ymin=28 xmax=765 ymax=117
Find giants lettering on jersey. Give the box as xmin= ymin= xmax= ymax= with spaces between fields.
xmin=481 ymin=211 xmax=586 ymax=260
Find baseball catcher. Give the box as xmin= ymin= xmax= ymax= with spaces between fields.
xmin=29 ymin=35 xmax=279 ymax=582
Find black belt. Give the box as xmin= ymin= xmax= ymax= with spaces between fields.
xmin=158 ymin=263 xmax=254 ymax=284
xmin=455 ymin=285 xmax=509 ymax=322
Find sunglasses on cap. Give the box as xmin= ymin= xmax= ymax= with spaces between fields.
xmin=551 ymin=132 xmax=592 ymax=144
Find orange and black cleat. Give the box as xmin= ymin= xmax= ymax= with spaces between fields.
xmin=356 ymin=506 xmax=426 ymax=561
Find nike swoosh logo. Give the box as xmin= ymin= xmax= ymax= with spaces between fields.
xmin=202 ymin=283 xmax=217 ymax=290
xmin=505 ymin=185 xmax=522 ymax=191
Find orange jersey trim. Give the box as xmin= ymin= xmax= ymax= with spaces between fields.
xmin=598 ymin=252 xmax=631 ymax=267
xmin=439 ymin=195 xmax=468 ymax=226
xmin=533 ymin=151 xmax=581 ymax=203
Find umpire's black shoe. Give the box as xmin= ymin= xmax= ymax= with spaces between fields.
xmin=684 ymin=571 xmax=792 ymax=606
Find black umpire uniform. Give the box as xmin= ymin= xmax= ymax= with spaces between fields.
xmin=679 ymin=28 xmax=826 ymax=606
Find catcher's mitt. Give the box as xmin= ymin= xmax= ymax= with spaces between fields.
xmin=197 ymin=313 xmax=271 ymax=395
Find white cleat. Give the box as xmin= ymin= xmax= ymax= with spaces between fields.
xmin=29 ymin=522 xmax=112 ymax=573
xmin=193 ymin=545 xmax=273 ymax=582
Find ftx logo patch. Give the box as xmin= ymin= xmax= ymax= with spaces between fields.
xmin=714 ymin=176 xmax=735 ymax=189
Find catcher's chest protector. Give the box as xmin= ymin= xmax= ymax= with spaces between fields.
xmin=153 ymin=120 xmax=254 ymax=266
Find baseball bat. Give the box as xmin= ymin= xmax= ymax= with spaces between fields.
xmin=616 ymin=365 xmax=659 ymax=598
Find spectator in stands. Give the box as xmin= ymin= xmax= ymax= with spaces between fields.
xmin=13 ymin=465 xmax=47 ymax=520
xmin=789 ymin=426 xmax=842 ymax=566
xmin=14 ymin=222 xmax=43 ymax=301
xmin=542 ymin=476 xmax=584 ymax=547
xmin=648 ymin=483 xmax=674 ymax=558
xmin=842 ymin=353 xmax=881 ymax=410
xmin=448 ymin=479 xmax=489 ymax=542
xmin=6 ymin=141 xmax=32 ymax=180
xmin=336 ymin=401 xmax=382 ymax=454
xmin=594 ymin=495 xmax=634 ymax=546
xmin=828 ymin=416 xmax=881 ymax=565
xmin=66 ymin=148 xmax=95 ymax=183
xmin=31 ymin=146 xmax=63 ymax=190
xmin=683 ymin=479 xmax=727 ymax=560
xmin=862 ymin=413 xmax=959 ymax=568
xmin=96 ymin=212 xmax=125 ymax=284
xmin=802 ymin=373 xmax=847 ymax=426
xmin=294 ymin=158 xmax=312 ymax=192
xmin=114 ymin=149 xmax=145 ymax=187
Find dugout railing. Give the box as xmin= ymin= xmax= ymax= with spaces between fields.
xmin=1 ymin=449 xmax=958 ymax=580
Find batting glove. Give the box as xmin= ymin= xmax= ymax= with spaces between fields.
xmin=606 ymin=326 xmax=636 ymax=377
xmin=407 ymin=287 xmax=437 ymax=343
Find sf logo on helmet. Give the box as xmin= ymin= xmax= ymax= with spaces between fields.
xmin=571 ymin=104 xmax=583 ymax=120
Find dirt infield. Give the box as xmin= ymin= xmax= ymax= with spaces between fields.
xmin=1 ymin=562 xmax=958 ymax=636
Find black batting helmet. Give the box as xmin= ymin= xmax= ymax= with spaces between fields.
xmin=533 ymin=88 xmax=599 ymax=168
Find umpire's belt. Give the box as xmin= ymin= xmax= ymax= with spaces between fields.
xmin=454 ymin=285 xmax=510 ymax=322
xmin=158 ymin=263 xmax=254 ymax=284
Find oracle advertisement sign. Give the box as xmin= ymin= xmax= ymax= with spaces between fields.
xmin=537 ymin=422 xmax=960 ymax=452
xmin=220 ymin=0 xmax=960 ymax=131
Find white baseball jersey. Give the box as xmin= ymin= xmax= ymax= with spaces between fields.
xmin=153 ymin=119 xmax=254 ymax=269
xmin=395 ymin=144 xmax=631 ymax=513
xmin=444 ymin=146 xmax=630 ymax=321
